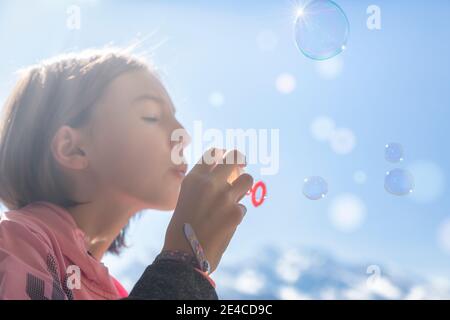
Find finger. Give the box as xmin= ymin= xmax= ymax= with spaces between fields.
xmin=214 ymin=203 xmax=247 ymax=232
xmin=211 ymin=149 xmax=246 ymax=184
xmin=237 ymin=203 xmax=247 ymax=219
xmin=190 ymin=148 xmax=226 ymax=174
xmin=230 ymin=173 xmax=254 ymax=202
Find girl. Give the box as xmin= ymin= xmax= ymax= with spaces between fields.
xmin=0 ymin=48 xmax=253 ymax=299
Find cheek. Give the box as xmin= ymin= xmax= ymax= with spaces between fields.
xmin=118 ymin=131 xmax=181 ymax=209
xmin=91 ymin=122 xmax=172 ymax=190
xmin=126 ymin=137 xmax=168 ymax=181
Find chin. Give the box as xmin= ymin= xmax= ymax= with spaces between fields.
xmin=139 ymin=182 xmax=181 ymax=211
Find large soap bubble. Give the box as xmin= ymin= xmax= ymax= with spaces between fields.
xmin=294 ymin=0 xmax=350 ymax=60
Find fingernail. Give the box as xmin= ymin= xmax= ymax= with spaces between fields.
xmin=238 ymin=204 xmax=247 ymax=216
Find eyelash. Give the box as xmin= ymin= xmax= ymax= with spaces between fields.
xmin=142 ymin=116 xmax=159 ymax=123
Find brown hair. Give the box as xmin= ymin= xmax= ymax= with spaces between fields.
xmin=0 ymin=48 xmax=151 ymax=254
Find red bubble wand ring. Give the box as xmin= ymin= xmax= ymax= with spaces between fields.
xmin=246 ymin=180 xmax=267 ymax=207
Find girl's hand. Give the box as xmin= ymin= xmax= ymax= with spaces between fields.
xmin=162 ymin=148 xmax=254 ymax=273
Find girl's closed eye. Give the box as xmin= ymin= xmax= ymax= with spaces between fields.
xmin=142 ymin=116 xmax=159 ymax=123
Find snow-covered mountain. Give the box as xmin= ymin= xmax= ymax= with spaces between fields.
xmin=105 ymin=245 xmax=450 ymax=300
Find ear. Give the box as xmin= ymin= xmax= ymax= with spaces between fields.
xmin=51 ymin=125 xmax=88 ymax=170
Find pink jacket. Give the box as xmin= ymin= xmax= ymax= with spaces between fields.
xmin=0 ymin=201 xmax=128 ymax=300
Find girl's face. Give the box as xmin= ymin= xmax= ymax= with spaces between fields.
xmin=83 ymin=69 xmax=190 ymax=211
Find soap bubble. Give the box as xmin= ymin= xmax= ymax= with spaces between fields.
xmin=329 ymin=193 xmax=366 ymax=232
xmin=315 ymin=55 xmax=344 ymax=80
xmin=329 ymin=128 xmax=356 ymax=155
xmin=276 ymin=73 xmax=296 ymax=94
xmin=310 ymin=116 xmax=335 ymax=141
xmin=385 ymin=143 xmax=404 ymax=163
xmin=384 ymin=168 xmax=414 ymax=196
xmin=294 ymin=0 xmax=350 ymax=60
xmin=303 ymin=176 xmax=328 ymax=200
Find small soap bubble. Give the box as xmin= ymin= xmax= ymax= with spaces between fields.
xmin=310 ymin=116 xmax=335 ymax=141
xmin=329 ymin=193 xmax=366 ymax=232
xmin=330 ymin=128 xmax=356 ymax=155
xmin=276 ymin=73 xmax=296 ymax=94
xmin=384 ymin=168 xmax=414 ymax=196
xmin=303 ymin=176 xmax=328 ymax=200
xmin=385 ymin=143 xmax=404 ymax=163
xmin=294 ymin=0 xmax=350 ymax=60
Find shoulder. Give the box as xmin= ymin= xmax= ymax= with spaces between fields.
xmin=0 ymin=208 xmax=54 ymax=253
xmin=0 ymin=210 xmax=60 ymax=298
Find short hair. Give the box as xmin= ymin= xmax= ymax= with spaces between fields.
xmin=0 ymin=48 xmax=151 ymax=255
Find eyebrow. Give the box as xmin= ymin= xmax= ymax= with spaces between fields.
xmin=131 ymin=94 xmax=176 ymax=114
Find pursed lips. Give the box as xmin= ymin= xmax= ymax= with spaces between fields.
xmin=171 ymin=164 xmax=188 ymax=178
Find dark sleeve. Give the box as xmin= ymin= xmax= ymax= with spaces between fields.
xmin=124 ymin=259 xmax=218 ymax=300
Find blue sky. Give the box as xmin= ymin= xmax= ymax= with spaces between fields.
xmin=0 ymin=0 xmax=449 ymax=292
